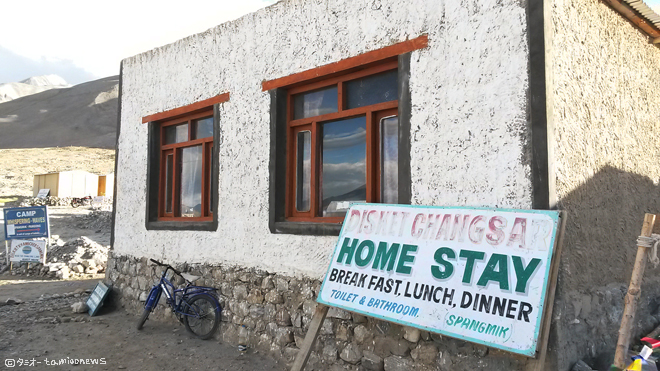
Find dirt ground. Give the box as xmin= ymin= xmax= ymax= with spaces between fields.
xmin=0 ymin=206 xmax=111 ymax=275
xmin=0 ymin=159 xmax=283 ymax=371
xmin=0 ymin=147 xmax=115 ymax=206
xmin=0 ymin=277 xmax=285 ymax=371
xmin=0 ymin=205 xmax=111 ymax=245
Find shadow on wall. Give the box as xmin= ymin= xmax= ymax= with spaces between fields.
xmin=549 ymin=165 xmax=660 ymax=371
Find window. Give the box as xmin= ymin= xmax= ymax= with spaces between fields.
xmin=266 ymin=36 xmax=427 ymax=235
xmin=144 ymin=93 xmax=228 ymax=230
xmin=158 ymin=111 xmax=214 ymax=220
xmin=286 ymin=61 xmax=400 ymax=223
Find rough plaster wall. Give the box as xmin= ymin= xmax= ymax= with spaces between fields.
xmin=552 ymin=0 xmax=660 ymax=369
xmin=114 ymin=0 xmax=532 ymax=280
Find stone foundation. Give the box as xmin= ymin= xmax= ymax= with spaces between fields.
xmin=106 ymin=254 xmax=533 ymax=370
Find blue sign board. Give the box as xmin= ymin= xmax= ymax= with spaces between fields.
xmin=3 ymin=206 xmax=50 ymax=240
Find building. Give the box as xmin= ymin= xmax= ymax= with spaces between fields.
xmin=108 ymin=0 xmax=660 ymax=369
xmin=33 ymin=170 xmax=99 ymax=198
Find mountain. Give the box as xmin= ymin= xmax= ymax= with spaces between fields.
xmin=322 ymin=184 xmax=367 ymax=209
xmin=19 ymin=75 xmax=69 ymax=87
xmin=0 ymin=74 xmax=70 ymax=104
xmin=0 ymin=75 xmax=118 ymax=149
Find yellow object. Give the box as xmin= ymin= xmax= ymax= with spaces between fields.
xmin=624 ymin=359 xmax=642 ymax=371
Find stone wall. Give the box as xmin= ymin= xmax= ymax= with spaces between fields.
xmin=550 ymin=0 xmax=660 ymax=369
xmin=108 ymin=254 xmax=539 ymax=370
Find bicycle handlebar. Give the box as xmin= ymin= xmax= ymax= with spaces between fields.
xmin=150 ymin=259 xmax=183 ymax=278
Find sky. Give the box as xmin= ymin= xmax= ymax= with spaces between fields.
xmin=1 ymin=0 xmax=659 ymax=86
xmin=0 ymin=0 xmax=277 ymax=85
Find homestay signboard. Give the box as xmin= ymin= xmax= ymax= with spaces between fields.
xmin=317 ymin=204 xmax=561 ymax=357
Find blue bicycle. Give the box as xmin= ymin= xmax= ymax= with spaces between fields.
xmin=137 ymin=259 xmax=221 ymax=340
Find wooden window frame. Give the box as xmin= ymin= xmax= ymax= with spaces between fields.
xmin=145 ymin=94 xmax=228 ymax=231
xmin=157 ymin=110 xmax=214 ymax=222
xmin=285 ymin=60 xmax=399 ymax=224
xmin=268 ymin=45 xmax=421 ymax=235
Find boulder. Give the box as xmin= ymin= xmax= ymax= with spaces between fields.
xmin=71 ymin=302 xmax=88 ymax=313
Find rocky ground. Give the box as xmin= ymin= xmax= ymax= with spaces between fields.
xmin=0 ymin=203 xmax=284 ymax=370
xmin=0 ymin=277 xmax=284 ymax=371
xmin=0 ymin=205 xmax=111 ymax=277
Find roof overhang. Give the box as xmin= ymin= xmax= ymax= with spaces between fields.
xmin=603 ymin=0 xmax=660 ymax=42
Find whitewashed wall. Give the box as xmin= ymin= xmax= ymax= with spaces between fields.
xmin=115 ymin=0 xmax=532 ymax=278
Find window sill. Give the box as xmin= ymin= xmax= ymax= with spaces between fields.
xmin=146 ymin=220 xmax=216 ymax=231
xmin=271 ymin=221 xmax=342 ymax=236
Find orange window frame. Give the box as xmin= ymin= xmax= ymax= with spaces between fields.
xmin=158 ymin=110 xmax=214 ymax=221
xmin=285 ymin=60 xmax=399 ymax=223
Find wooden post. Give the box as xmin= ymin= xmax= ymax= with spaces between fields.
xmin=291 ymin=304 xmax=329 ymax=371
xmin=613 ymin=213 xmax=657 ymax=368
xmin=526 ymin=211 xmax=567 ymax=371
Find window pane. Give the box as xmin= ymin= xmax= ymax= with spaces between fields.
xmin=345 ymin=70 xmax=398 ymax=110
xmin=209 ymin=146 xmax=213 ymax=213
xmin=165 ymin=154 xmax=173 ymax=213
xmin=381 ymin=116 xmax=398 ymax=204
xmin=194 ymin=117 xmax=213 ymax=139
xmin=296 ymin=131 xmax=311 ymax=212
xmin=179 ymin=146 xmax=203 ymax=217
xmin=164 ymin=124 xmax=188 ymax=144
xmin=320 ymin=116 xmax=366 ymax=217
xmin=293 ymin=86 xmax=338 ymax=119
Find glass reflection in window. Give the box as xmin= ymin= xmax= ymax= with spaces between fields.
xmin=179 ymin=146 xmax=203 ymax=217
xmin=194 ymin=117 xmax=213 ymax=139
xmin=345 ymin=70 xmax=398 ymax=110
xmin=296 ymin=131 xmax=311 ymax=212
xmin=165 ymin=154 xmax=173 ymax=213
xmin=293 ymin=86 xmax=338 ymax=119
xmin=164 ymin=124 xmax=188 ymax=144
xmin=209 ymin=146 xmax=214 ymax=213
xmin=380 ymin=116 xmax=398 ymax=204
xmin=320 ymin=116 xmax=366 ymax=217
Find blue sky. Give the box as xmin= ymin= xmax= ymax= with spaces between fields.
xmin=0 ymin=0 xmax=277 ymax=85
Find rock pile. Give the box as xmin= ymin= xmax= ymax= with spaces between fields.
xmin=20 ymin=196 xmax=72 ymax=207
xmin=20 ymin=197 xmax=113 ymax=210
xmin=3 ymin=236 xmax=108 ymax=279
xmin=72 ymin=210 xmax=112 ymax=231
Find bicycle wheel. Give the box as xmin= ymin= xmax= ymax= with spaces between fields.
xmin=136 ymin=308 xmax=150 ymax=330
xmin=183 ymin=295 xmax=220 ymax=340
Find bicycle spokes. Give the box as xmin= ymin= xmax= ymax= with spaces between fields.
xmin=185 ymin=298 xmax=217 ymax=337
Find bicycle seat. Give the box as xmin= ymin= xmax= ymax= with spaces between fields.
xmin=181 ymin=273 xmax=201 ymax=283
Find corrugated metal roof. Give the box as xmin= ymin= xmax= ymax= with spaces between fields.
xmin=623 ymin=0 xmax=660 ymax=28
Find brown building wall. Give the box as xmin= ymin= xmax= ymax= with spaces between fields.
xmin=550 ymin=0 xmax=660 ymax=369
